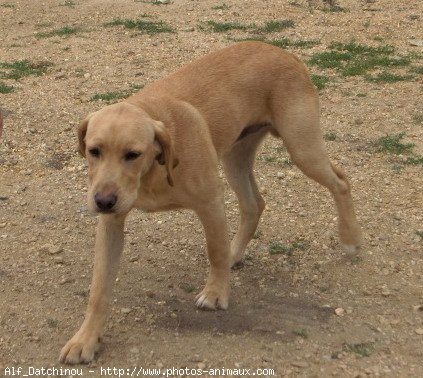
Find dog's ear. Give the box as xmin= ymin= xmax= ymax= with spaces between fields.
xmin=77 ymin=113 xmax=94 ymax=157
xmin=153 ymin=121 xmax=179 ymax=186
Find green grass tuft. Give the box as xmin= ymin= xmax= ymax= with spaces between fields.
xmin=135 ymin=0 xmax=171 ymax=4
xmin=232 ymin=37 xmax=319 ymax=50
xmin=61 ymin=0 xmax=75 ymax=7
xmin=90 ymin=84 xmax=143 ymax=103
xmin=0 ymin=60 xmax=53 ymax=80
xmin=374 ymin=133 xmax=415 ymax=155
xmin=411 ymin=66 xmax=423 ymax=75
xmin=322 ymin=5 xmax=348 ymax=13
xmin=0 ymin=81 xmax=14 ymax=93
xmin=413 ymin=114 xmax=423 ymax=125
xmin=309 ymin=50 xmax=351 ymax=69
xmin=205 ymin=20 xmax=297 ymax=34
xmin=270 ymin=38 xmax=320 ymax=49
xmin=330 ymin=41 xmax=394 ymax=55
xmin=36 ymin=26 xmax=80 ymax=39
xmin=324 ymin=131 xmax=337 ymax=141
xmin=343 ymin=342 xmax=374 ymax=357
xmin=259 ymin=20 xmax=295 ymax=33
xmin=292 ymin=329 xmax=308 ymax=338
xmin=311 ymin=74 xmax=330 ymax=90
xmin=264 ymin=156 xmax=277 ymax=163
xmin=206 ymin=20 xmax=248 ymax=32
xmin=403 ymin=156 xmax=423 ymax=167
xmin=105 ymin=18 xmax=174 ymax=34
xmin=309 ymin=42 xmax=410 ymax=77
xmin=365 ymin=71 xmax=414 ymax=83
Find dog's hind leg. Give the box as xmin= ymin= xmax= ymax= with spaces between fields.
xmin=271 ymin=94 xmax=362 ymax=253
xmin=222 ymin=129 xmax=268 ymax=267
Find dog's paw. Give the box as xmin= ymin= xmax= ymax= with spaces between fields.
xmin=195 ymin=287 xmax=229 ymax=310
xmin=59 ymin=332 xmax=100 ymax=365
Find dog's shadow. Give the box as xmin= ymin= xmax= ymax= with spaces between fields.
xmin=156 ymin=289 xmax=332 ymax=341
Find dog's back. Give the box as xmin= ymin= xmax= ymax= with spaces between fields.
xmin=133 ymin=42 xmax=317 ymax=156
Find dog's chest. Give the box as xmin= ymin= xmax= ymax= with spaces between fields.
xmin=134 ymin=188 xmax=181 ymax=212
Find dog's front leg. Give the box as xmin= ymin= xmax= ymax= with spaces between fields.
xmin=194 ymin=196 xmax=231 ymax=310
xmin=60 ymin=213 xmax=126 ymax=364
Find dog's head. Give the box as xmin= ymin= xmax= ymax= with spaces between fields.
xmin=78 ymin=102 xmax=178 ymax=215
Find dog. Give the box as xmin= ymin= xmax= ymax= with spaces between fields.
xmin=60 ymin=41 xmax=361 ymax=364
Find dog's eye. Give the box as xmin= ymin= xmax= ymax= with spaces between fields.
xmin=89 ymin=148 xmax=100 ymax=157
xmin=124 ymin=151 xmax=141 ymax=161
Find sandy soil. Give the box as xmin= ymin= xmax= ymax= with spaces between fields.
xmin=0 ymin=0 xmax=422 ymax=377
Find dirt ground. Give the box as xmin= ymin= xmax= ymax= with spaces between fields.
xmin=0 ymin=0 xmax=422 ymax=377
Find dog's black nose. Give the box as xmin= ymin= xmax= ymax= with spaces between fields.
xmin=94 ymin=193 xmax=117 ymax=212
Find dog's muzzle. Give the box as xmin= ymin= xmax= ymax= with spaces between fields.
xmin=94 ymin=192 xmax=117 ymax=212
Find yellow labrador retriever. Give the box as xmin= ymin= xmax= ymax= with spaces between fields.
xmin=60 ymin=42 xmax=361 ymax=364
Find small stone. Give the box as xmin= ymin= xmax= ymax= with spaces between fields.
xmin=335 ymin=308 xmax=345 ymax=316
xmin=277 ymin=172 xmax=284 ymax=179
xmin=54 ymin=256 xmax=64 ymax=264
xmin=41 ymin=244 xmax=63 ymax=255
xmin=197 ymin=362 xmax=206 ymax=369
xmin=59 ymin=277 xmax=74 ymax=285
xmin=129 ymin=256 xmax=139 ymax=262
xmin=0 ymin=223 xmax=6 ymax=228
xmin=415 ymin=328 xmax=423 ymax=335
xmin=121 ymin=308 xmax=131 ymax=314
xmin=381 ymin=289 xmax=391 ymax=297
xmin=83 ymin=73 xmax=91 ymax=79
xmin=409 ymin=39 xmax=423 ymax=47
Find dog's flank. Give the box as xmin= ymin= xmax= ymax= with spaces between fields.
xmin=60 ymin=41 xmax=361 ymax=364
